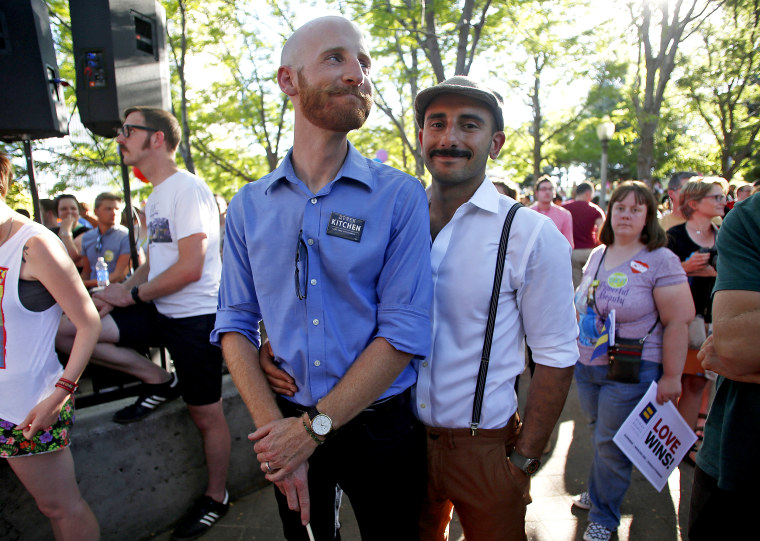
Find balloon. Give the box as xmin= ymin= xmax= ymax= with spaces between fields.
xmin=375 ymin=149 xmax=389 ymax=163
xmin=133 ymin=167 xmax=149 ymax=183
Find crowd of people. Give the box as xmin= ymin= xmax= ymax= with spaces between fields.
xmin=2 ymin=13 xmax=758 ymax=541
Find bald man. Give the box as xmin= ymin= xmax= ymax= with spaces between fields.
xmin=212 ymin=17 xmax=432 ymax=541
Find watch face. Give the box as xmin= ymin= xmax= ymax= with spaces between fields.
xmin=525 ymin=459 xmax=540 ymax=474
xmin=312 ymin=414 xmax=332 ymax=436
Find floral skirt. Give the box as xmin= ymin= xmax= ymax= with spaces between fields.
xmin=0 ymin=397 xmax=74 ymax=458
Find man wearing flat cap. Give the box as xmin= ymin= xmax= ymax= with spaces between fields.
xmin=413 ymin=76 xmax=579 ymax=541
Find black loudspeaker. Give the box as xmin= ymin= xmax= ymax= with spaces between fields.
xmin=70 ymin=0 xmax=171 ymax=138
xmin=0 ymin=0 xmax=68 ymax=142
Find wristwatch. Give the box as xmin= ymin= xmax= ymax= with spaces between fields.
xmin=508 ymin=449 xmax=541 ymax=475
xmin=131 ymin=286 xmax=145 ymax=305
xmin=307 ymin=407 xmax=333 ymax=437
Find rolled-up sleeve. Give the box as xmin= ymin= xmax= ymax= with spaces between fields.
xmin=519 ymin=220 xmax=579 ymax=368
xmin=375 ymin=180 xmax=433 ymax=359
xmin=211 ymin=194 xmax=262 ymax=349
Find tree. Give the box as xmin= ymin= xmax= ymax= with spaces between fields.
xmin=349 ymin=0 xmax=506 ymax=179
xmin=630 ymin=0 xmax=724 ymax=182
xmin=166 ymin=0 xmax=197 ymax=174
xmin=496 ymin=0 xmax=598 ymax=182
xmin=676 ymin=0 xmax=760 ymax=180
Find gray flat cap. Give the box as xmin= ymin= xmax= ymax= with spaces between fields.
xmin=414 ymin=75 xmax=504 ymax=132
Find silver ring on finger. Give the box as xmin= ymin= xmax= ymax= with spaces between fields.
xmin=266 ymin=461 xmax=272 ymax=473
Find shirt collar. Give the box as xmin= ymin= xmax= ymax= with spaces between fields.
xmin=467 ymin=176 xmax=501 ymax=214
xmin=264 ymin=142 xmax=375 ymax=195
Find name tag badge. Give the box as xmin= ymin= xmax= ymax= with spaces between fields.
xmin=326 ymin=212 xmax=365 ymax=242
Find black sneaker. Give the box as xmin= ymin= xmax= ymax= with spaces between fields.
xmin=171 ymin=491 xmax=229 ymax=541
xmin=112 ymin=372 xmax=180 ymax=424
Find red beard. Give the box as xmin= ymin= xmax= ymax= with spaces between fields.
xmin=296 ymin=69 xmax=372 ymax=132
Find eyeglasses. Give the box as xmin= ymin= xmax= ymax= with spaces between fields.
xmin=118 ymin=124 xmax=158 ymax=138
xmin=294 ymin=230 xmax=309 ymax=300
xmin=96 ymin=233 xmax=103 ymax=253
xmin=701 ymin=194 xmax=726 ymax=203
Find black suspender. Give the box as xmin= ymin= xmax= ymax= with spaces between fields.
xmin=470 ymin=202 xmax=522 ymax=436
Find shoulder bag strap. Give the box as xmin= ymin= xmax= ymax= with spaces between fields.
xmin=470 ymin=202 xmax=522 ymax=436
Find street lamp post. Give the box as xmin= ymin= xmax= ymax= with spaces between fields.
xmin=596 ymin=119 xmax=615 ymax=208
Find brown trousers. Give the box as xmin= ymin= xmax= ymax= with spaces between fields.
xmin=419 ymin=415 xmax=528 ymax=541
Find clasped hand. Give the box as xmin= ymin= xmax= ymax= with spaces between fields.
xmin=250 ymin=416 xmax=318 ymax=525
xmin=92 ymin=283 xmax=132 ymax=317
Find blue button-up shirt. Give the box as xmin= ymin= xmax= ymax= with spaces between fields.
xmin=212 ymin=143 xmax=432 ymax=406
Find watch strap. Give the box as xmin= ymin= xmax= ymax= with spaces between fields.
xmin=508 ymin=449 xmax=540 ymax=475
xmin=131 ymin=286 xmax=144 ymax=304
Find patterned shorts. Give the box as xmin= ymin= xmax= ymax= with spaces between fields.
xmin=0 ymin=397 xmax=74 ymax=458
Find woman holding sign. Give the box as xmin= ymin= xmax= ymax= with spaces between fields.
xmin=572 ymin=181 xmax=693 ymax=541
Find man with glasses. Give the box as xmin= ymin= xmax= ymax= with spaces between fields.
xmin=212 ymin=16 xmax=432 ymax=541
xmin=530 ymin=175 xmax=574 ymax=247
xmin=57 ymin=107 xmax=232 ymax=541
xmin=78 ymin=192 xmax=131 ymax=289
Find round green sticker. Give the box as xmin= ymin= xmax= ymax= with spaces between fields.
xmin=607 ymin=272 xmax=628 ymax=289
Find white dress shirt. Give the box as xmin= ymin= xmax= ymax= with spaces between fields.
xmin=415 ymin=179 xmax=579 ymax=429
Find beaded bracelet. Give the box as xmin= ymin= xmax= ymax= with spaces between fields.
xmin=55 ymin=377 xmax=78 ymax=394
xmin=302 ymin=418 xmax=324 ymax=445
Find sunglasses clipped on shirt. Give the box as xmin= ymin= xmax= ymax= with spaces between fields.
xmin=295 ymin=230 xmax=309 ymax=300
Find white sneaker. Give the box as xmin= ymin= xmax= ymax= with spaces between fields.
xmin=583 ymin=521 xmax=613 ymax=541
xmin=572 ymin=491 xmax=592 ymax=510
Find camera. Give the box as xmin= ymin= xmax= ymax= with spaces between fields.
xmin=698 ymin=247 xmax=718 ymax=268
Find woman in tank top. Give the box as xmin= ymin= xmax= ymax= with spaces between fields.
xmin=0 ymin=153 xmax=101 ymax=540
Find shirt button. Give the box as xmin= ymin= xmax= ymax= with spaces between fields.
xmin=310 ymin=279 xmax=317 ymax=286
xmin=422 ymin=361 xmax=428 ymax=368
xmin=310 ymin=198 xmax=317 ymax=204
xmin=312 ymin=319 xmax=319 ymax=326
xmin=307 ymin=238 xmax=314 ymax=246
xmin=420 ymin=403 xmax=426 ymax=409
xmin=314 ymin=360 xmax=321 ymax=367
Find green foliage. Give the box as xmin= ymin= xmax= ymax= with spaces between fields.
xmin=24 ymin=0 xmax=757 ymax=199
xmin=675 ymin=0 xmax=760 ymax=180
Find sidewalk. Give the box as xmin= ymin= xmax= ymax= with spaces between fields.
xmin=151 ymin=377 xmax=694 ymax=541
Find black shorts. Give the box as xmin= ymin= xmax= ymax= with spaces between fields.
xmin=110 ymin=303 xmax=223 ymax=406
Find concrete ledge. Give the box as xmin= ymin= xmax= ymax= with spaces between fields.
xmin=0 ymin=375 xmax=267 ymax=541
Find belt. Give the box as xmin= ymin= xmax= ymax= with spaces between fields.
xmin=426 ymin=412 xmax=521 ymax=443
xmin=276 ymin=387 xmax=412 ymax=419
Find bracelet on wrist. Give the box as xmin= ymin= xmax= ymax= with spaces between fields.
xmin=55 ymin=377 xmax=78 ymax=394
xmin=302 ymin=417 xmax=324 ymax=445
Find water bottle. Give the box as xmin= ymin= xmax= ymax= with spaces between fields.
xmin=95 ymin=257 xmax=109 ymax=288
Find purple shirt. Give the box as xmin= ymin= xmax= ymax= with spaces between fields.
xmin=575 ymin=245 xmax=686 ymax=366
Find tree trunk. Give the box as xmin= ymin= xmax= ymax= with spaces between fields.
xmin=174 ymin=0 xmax=195 ymax=174
xmin=636 ymin=121 xmax=657 ymax=184
xmin=531 ymin=55 xmax=543 ymax=181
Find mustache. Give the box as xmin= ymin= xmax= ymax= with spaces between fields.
xmin=429 ymin=148 xmax=472 ymax=159
xmin=326 ymin=87 xmax=372 ymax=100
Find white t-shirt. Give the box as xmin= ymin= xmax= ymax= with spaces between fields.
xmin=146 ymin=170 xmax=220 ymax=318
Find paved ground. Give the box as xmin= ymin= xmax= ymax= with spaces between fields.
xmin=150 ymin=374 xmax=694 ymax=541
